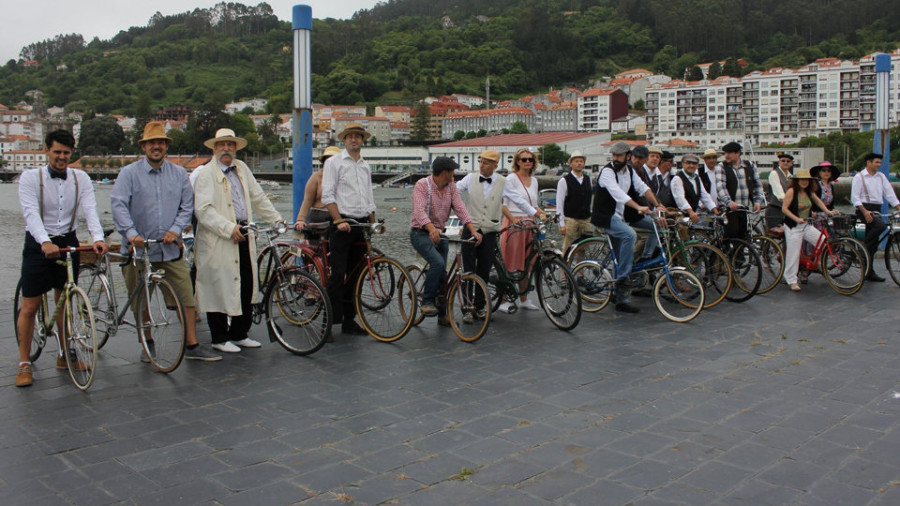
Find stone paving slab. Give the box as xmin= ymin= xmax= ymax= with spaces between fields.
xmin=2 ymin=276 xmax=900 ymax=504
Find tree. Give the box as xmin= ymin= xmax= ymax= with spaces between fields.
xmin=509 ymin=121 xmax=529 ymax=134
xmin=465 ymin=131 xmax=477 ymax=139
xmin=538 ymin=143 xmax=568 ymax=169
xmin=686 ymin=65 xmax=704 ymax=81
xmin=707 ymin=61 xmax=723 ymax=80
xmin=454 ymin=130 xmax=466 ymax=140
xmin=722 ymin=57 xmax=743 ymax=77
xmin=79 ymin=116 xmax=126 ymax=155
xmin=410 ymin=102 xmax=430 ymax=141
xmin=633 ymin=99 xmax=645 ymax=111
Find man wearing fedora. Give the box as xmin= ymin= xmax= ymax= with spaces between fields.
xmin=699 ymin=148 xmax=719 ymax=209
xmin=193 ymin=128 xmax=285 ymax=353
xmin=766 ymin=152 xmax=794 ymax=229
xmin=321 ymin=122 xmax=377 ymax=337
xmin=555 ymin=150 xmax=593 ymax=251
xmin=111 ymin=121 xmax=221 ymax=362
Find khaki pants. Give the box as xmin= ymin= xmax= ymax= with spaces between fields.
xmin=562 ymin=217 xmax=594 ymax=251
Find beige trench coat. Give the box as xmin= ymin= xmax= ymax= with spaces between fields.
xmin=193 ymin=160 xmax=282 ymax=314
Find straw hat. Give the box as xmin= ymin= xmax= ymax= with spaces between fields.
xmin=203 ymin=128 xmax=248 ymax=150
xmin=138 ymin=121 xmax=172 ymax=144
xmin=319 ymin=145 xmax=341 ymax=163
xmin=479 ymin=149 xmax=500 ymax=163
xmin=792 ymin=168 xmax=813 ymax=179
xmin=337 ymin=122 xmax=371 ymax=141
xmin=568 ymin=150 xmax=586 ymax=163
xmin=702 ymin=148 xmax=719 ymax=159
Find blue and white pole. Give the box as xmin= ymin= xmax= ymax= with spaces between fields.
xmin=292 ymin=5 xmax=313 ymax=221
xmin=874 ymin=53 xmax=892 ymax=220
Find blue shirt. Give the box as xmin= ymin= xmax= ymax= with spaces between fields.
xmin=111 ymin=157 xmax=193 ymax=261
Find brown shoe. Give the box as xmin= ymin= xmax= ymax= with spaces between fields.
xmin=57 ymin=356 xmax=91 ymax=372
xmin=15 ymin=364 xmax=33 ymax=387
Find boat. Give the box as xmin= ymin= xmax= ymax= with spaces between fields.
xmin=445 ymin=214 xmax=462 ymax=238
xmin=539 ymin=189 xmax=557 ymax=211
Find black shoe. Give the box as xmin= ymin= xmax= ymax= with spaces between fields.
xmin=615 ymin=302 xmax=640 ymax=314
xmin=341 ymin=319 xmax=369 ymax=335
xmin=866 ymin=272 xmax=886 ymax=282
xmin=632 ymin=288 xmax=652 ymax=298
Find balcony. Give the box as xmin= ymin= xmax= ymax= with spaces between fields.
xmin=841 ymin=120 xmax=859 ymax=128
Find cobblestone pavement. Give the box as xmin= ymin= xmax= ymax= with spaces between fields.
xmin=2 ymin=273 xmax=900 ymax=505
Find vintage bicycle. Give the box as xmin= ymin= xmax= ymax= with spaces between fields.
xmin=789 ymin=214 xmax=866 ymax=295
xmin=14 ymin=246 xmax=98 ymax=389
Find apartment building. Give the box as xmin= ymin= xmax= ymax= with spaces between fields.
xmin=3 ymin=150 xmax=47 ymax=171
xmin=441 ymin=107 xmax=536 ymax=139
xmin=577 ymin=88 xmax=629 ymax=132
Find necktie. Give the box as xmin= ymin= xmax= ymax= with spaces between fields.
xmin=479 ymin=176 xmax=492 ymax=184
xmin=48 ymin=168 xmax=67 ymax=180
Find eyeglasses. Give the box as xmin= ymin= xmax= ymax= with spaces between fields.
xmin=519 ymin=157 xmax=535 ymax=163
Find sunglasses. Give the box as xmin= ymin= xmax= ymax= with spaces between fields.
xmin=519 ymin=157 xmax=535 ymax=162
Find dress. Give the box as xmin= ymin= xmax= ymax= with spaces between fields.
xmin=500 ymin=173 xmax=538 ymax=272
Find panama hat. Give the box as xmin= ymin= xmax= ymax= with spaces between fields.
xmin=337 ymin=122 xmax=371 ymax=141
xmin=204 ymin=128 xmax=248 ymax=150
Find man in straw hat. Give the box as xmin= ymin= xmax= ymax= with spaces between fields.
xmin=111 ymin=121 xmax=221 ymax=362
xmin=321 ymin=122 xmax=377 ymax=338
xmin=192 ymin=128 xmax=285 ymax=353
xmin=555 ymin=150 xmax=593 ymax=250
xmin=766 ymin=152 xmax=794 ymax=229
xmin=699 ymin=148 xmax=719 ymax=209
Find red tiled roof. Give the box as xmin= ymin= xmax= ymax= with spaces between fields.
xmin=581 ymin=88 xmax=620 ymax=97
xmin=434 ymin=132 xmax=604 ymax=148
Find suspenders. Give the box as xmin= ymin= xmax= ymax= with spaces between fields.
xmin=39 ymin=168 xmax=80 ymax=236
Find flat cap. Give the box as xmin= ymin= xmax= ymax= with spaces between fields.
xmin=721 ymin=141 xmax=742 ymax=153
xmin=609 ymin=142 xmax=632 ymax=155
xmin=631 ymin=145 xmax=649 ymax=158
xmin=681 ymin=153 xmax=700 ymax=164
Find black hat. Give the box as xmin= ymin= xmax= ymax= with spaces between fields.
xmin=661 ymin=150 xmax=675 ymax=161
xmin=721 ymin=142 xmax=742 ymax=153
xmin=631 ymin=145 xmax=649 ymax=158
xmin=777 ymin=152 xmax=794 ymax=161
xmin=432 ymin=156 xmax=459 ymax=174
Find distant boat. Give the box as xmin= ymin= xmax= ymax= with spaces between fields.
xmin=445 ymin=214 xmax=462 ymax=238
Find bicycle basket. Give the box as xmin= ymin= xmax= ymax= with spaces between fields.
xmin=831 ymin=214 xmax=855 ymax=235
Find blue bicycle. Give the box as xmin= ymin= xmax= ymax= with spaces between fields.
xmin=570 ymin=212 xmax=705 ymax=322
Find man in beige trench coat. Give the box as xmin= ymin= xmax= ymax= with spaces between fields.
xmin=193 ymin=128 xmax=284 ymax=353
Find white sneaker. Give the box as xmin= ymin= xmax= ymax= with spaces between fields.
xmin=232 ymin=338 xmax=262 ymax=348
xmin=519 ymin=299 xmax=540 ymax=310
xmin=498 ymin=301 xmax=513 ymax=314
xmin=211 ymin=341 xmax=241 ymax=353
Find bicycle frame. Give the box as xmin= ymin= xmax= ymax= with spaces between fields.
xmin=492 ymin=218 xmax=559 ymax=300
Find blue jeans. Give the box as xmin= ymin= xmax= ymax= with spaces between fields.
xmin=410 ymin=229 xmax=448 ymax=306
xmin=603 ymin=215 xmax=658 ymax=281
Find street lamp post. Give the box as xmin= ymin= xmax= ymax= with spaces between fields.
xmin=292 ymin=5 xmax=313 ymax=221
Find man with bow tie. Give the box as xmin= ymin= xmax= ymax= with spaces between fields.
xmin=192 ymin=128 xmax=284 ymax=353
xmin=455 ymin=150 xmax=505 ymax=321
xmin=15 ymin=130 xmax=109 ymax=387
xmin=556 ymin=151 xmax=593 ymax=251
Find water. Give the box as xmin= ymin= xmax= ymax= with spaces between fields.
xmin=0 ymin=182 xmax=422 ymax=301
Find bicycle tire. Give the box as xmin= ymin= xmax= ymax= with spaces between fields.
xmin=841 ymin=236 xmax=869 ymax=282
xmin=265 ymin=267 xmax=331 ymax=355
xmin=282 ymin=248 xmax=327 ymax=287
xmin=565 ymin=236 xmax=611 ymax=267
xmin=571 ymin=260 xmax=613 ymax=313
xmin=14 ymin=279 xmax=48 ymax=363
xmin=405 ymin=264 xmax=426 ymax=326
xmin=77 ymin=264 xmax=114 ymax=349
xmin=723 ymin=238 xmax=762 ymax=303
xmin=821 ymin=238 xmax=865 ymax=296
xmin=886 ymin=233 xmax=900 ymax=287
xmin=536 ymin=257 xmax=582 ymax=331
xmin=653 ymin=268 xmax=705 ymax=323
xmin=447 ymin=274 xmax=491 ymax=342
xmin=355 ymin=257 xmax=415 ymax=342
xmin=671 ymin=242 xmax=732 ymax=309
xmin=136 ymin=279 xmax=186 ymax=373
xmin=64 ymin=286 xmax=97 ymax=390
xmin=750 ymin=235 xmax=785 ymax=295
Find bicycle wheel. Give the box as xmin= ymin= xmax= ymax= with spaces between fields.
xmin=404 ymin=264 xmax=427 ymax=326
xmin=842 ymin=237 xmax=869 ymax=282
xmin=886 ymin=233 xmax=900 ymax=286
xmin=671 ymin=243 xmax=732 ymax=309
xmin=565 ymin=237 xmax=610 ymax=266
xmin=653 ymin=268 xmax=705 ymax=323
xmin=536 ymin=257 xmax=581 ymax=331
xmin=136 ymin=279 xmax=186 ymax=373
xmin=14 ymin=280 xmax=48 ymax=363
xmin=723 ymin=238 xmax=762 ymax=303
xmin=266 ymin=267 xmax=331 ymax=355
xmin=571 ymin=260 xmax=613 ymax=313
xmin=64 ymin=286 xmax=97 ymax=390
xmin=355 ymin=257 xmax=415 ymax=342
xmin=821 ymin=238 xmax=865 ymax=295
xmin=447 ymin=274 xmax=491 ymax=343
xmin=750 ymin=235 xmax=785 ymax=295
xmin=77 ymin=264 xmax=114 ymax=349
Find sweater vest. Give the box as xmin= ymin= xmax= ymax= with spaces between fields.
xmin=591 ymin=163 xmax=642 ymax=229
xmin=466 ymin=174 xmax=505 ymax=233
xmin=676 ymin=172 xmax=701 ymax=211
xmin=562 ymin=172 xmax=591 ymax=220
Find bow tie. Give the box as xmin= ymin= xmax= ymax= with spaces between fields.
xmin=48 ymin=168 xmax=67 ymax=180
xmin=224 ymin=165 xmax=236 ymax=173
xmin=479 ymin=176 xmax=492 ymax=184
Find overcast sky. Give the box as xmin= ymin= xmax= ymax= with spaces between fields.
xmin=2 ymin=0 xmax=379 ymax=63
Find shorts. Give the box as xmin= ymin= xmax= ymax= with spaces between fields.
xmin=20 ymin=231 xmax=80 ymax=298
xmin=122 ymin=257 xmax=195 ymax=308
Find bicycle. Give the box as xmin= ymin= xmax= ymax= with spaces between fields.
xmin=74 ymin=238 xmax=186 ymax=373
xmin=570 ymin=212 xmax=706 ymax=322
xmin=406 ymin=235 xmax=492 ymax=343
xmin=281 ymin=219 xmax=417 ymax=342
xmin=746 ymin=210 xmax=789 ymax=294
xmin=863 ymin=211 xmax=900 ymax=286
xmin=488 ymin=217 xmax=582 ymax=330
xmin=249 ymin=222 xmax=331 ymax=355
xmin=691 ymin=209 xmax=764 ymax=302
xmin=792 ymin=214 xmax=866 ymax=295
xmin=13 ymin=246 xmax=97 ymax=390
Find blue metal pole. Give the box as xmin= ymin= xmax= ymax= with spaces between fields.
xmin=292 ymin=5 xmax=313 ymax=222
xmin=873 ymin=53 xmax=892 ymax=241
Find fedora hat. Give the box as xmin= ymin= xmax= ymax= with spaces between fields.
xmin=204 ymin=128 xmax=248 ymax=150
xmin=702 ymin=148 xmax=719 ymax=159
xmin=139 ymin=121 xmax=172 ymax=144
xmin=568 ymin=150 xmax=586 ymax=163
xmin=809 ymin=161 xmax=841 ymax=182
xmin=319 ymin=145 xmax=341 ymax=163
xmin=479 ymin=149 xmax=500 ymax=163
xmin=337 ymin=122 xmax=371 ymax=141
xmin=792 ymin=168 xmax=813 ymax=179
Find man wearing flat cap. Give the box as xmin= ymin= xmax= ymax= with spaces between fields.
xmin=410 ymin=157 xmax=482 ymax=322
xmin=193 ymin=128 xmax=284 ymax=353
xmin=714 ymin=142 xmax=765 ymax=237
xmin=653 ymin=150 xmax=676 ymax=206
xmin=699 ymin=148 xmax=719 ymax=209
xmin=592 ymin=141 xmax=664 ymax=314
xmin=556 ymin=151 xmax=593 ymax=250
xmin=765 ymin=153 xmax=794 ymax=229
xmin=111 ymin=121 xmax=221 ymax=362
xmin=321 ymin=122 xmax=378 ymax=337
xmin=671 ymin=154 xmax=718 ymax=223
xmin=457 ymin=149 xmax=506 ymax=320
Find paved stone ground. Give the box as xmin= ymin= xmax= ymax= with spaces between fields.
xmin=2 ymin=271 xmax=900 ymax=505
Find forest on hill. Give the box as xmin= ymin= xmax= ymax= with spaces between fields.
xmin=0 ymin=0 xmax=898 ymax=116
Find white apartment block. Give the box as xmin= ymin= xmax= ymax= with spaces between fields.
xmin=542 ymin=101 xmax=578 ymax=132
xmin=225 ymin=98 xmax=268 ymax=114
xmin=441 ymin=108 xmax=536 ymax=139
xmin=331 ymin=116 xmax=391 ymax=145
xmin=3 ymin=150 xmax=47 ymax=171
xmin=646 ymin=50 xmax=900 ymax=147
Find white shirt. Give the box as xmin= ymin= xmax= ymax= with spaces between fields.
xmin=502 ymin=172 xmax=538 ymax=217
xmin=671 ymin=172 xmax=717 ymax=212
xmin=851 ymin=169 xmax=900 ymax=208
xmin=456 ymin=172 xmax=496 ymax=197
xmin=18 ymin=166 xmax=105 ymax=245
xmin=598 ymin=165 xmax=650 ymax=219
xmin=555 ymin=171 xmax=591 ymax=225
xmin=321 ymin=149 xmax=377 ymax=219
xmin=701 ymin=164 xmax=718 ymax=207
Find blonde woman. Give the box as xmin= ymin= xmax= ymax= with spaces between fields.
xmin=499 ymin=147 xmax=546 ymax=312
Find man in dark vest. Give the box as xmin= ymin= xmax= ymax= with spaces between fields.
xmin=699 ymin=148 xmax=720 ymax=209
xmin=592 ymin=142 xmax=663 ymax=314
xmin=654 ymin=150 xmax=676 ymax=208
xmin=714 ymin=142 xmax=765 ymax=237
xmin=765 ymin=152 xmax=794 ymax=229
xmin=556 ymin=150 xmax=593 ymax=251
xmin=671 ymin=154 xmax=719 ymax=223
